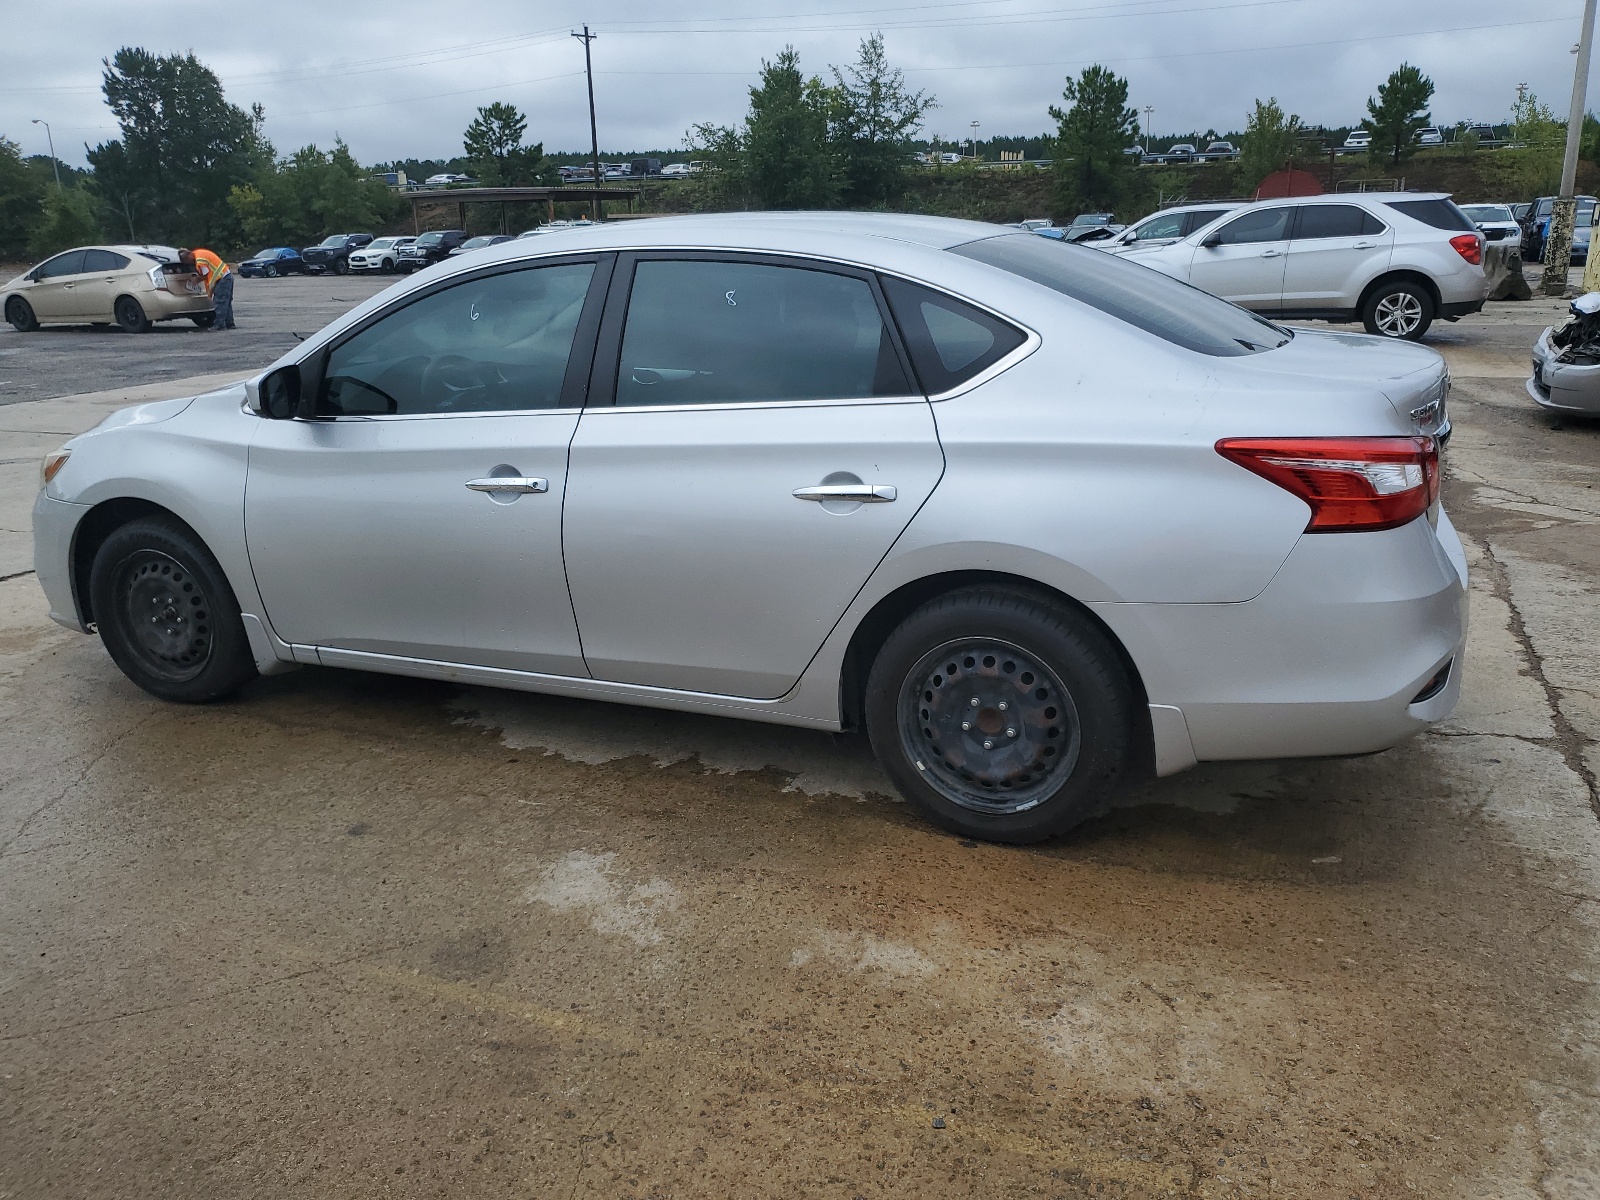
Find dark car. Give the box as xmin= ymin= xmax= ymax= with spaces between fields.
xmin=397 ymin=229 xmax=468 ymax=273
xmin=446 ymin=234 xmax=514 ymax=257
xmin=300 ymin=233 xmax=375 ymax=275
xmin=237 ymin=247 xmax=304 ymax=278
xmin=1522 ymin=195 xmax=1599 ymax=262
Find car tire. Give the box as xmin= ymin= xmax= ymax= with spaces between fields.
xmin=864 ymin=586 xmax=1137 ymax=844
xmin=333 ymin=258 xmax=349 ymax=276
xmin=382 ymin=258 xmax=395 ymax=274
xmin=265 ymin=264 xmax=279 ymax=278
xmin=88 ymin=517 xmax=257 ymax=704
xmin=114 ymin=296 xmax=151 ymax=334
xmin=1361 ymin=280 xmax=1434 ymax=341
xmin=190 ymin=313 xmax=215 ymax=329
xmin=5 ymin=297 xmax=39 ymax=332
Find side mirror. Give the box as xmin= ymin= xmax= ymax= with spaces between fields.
xmin=247 ymin=365 xmax=302 ymax=419
xmin=1201 ymin=232 xmax=1223 ymax=248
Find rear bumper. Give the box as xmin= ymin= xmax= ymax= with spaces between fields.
xmin=143 ymin=288 xmax=213 ymax=321
xmin=1095 ymin=510 xmax=1469 ymax=768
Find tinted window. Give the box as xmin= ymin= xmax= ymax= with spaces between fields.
xmin=615 ymin=259 xmax=911 ymax=406
xmin=320 ymin=262 xmax=595 ymax=416
xmin=1180 ymin=208 xmax=1232 ymax=235
xmin=950 ymin=233 xmax=1291 ymax=357
xmin=880 ymin=276 xmax=1026 ymax=393
xmin=1130 ymin=212 xmax=1186 ymax=241
xmin=1295 ymin=205 xmax=1385 ymax=239
xmin=33 ymin=250 xmax=87 ymax=280
xmin=1386 ymin=199 xmax=1476 ymax=231
xmin=1211 ymin=207 xmax=1292 ymax=244
xmin=83 ymin=249 xmax=130 ymax=272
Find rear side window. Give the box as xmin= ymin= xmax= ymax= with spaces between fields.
xmin=1385 ymin=199 xmax=1476 ymax=232
xmin=83 ymin=249 xmax=130 ymax=272
xmin=880 ymin=276 xmax=1026 ymax=393
xmin=1295 ymin=205 xmax=1385 ymax=239
xmin=615 ymin=259 xmax=912 ymax=406
xmin=950 ymin=233 xmax=1291 ymax=357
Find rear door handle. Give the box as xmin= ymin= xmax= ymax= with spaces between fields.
xmin=466 ymin=477 xmax=548 ymax=494
xmin=792 ymin=484 xmax=897 ymax=502
xmin=1259 ymin=249 xmax=1284 ymax=258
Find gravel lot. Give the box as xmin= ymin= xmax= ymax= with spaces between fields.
xmin=1 ymin=292 xmax=1597 ymax=1198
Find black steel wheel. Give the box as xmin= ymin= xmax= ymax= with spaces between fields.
xmin=865 ymin=587 xmax=1137 ymax=843
xmin=6 ymin=296 xmax=38 ymax=332
xmin=114 ymin=295 xmax=151 ymax=333
xmin=89 ymin=518 xmax=257 ymax=703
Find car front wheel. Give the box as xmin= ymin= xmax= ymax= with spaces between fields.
xmin=265 ymin=264 xmax=279 ymax=278
xmin=1362 ymin=280 xmax=1434 ymax=341
xmin=114 ymin=296 xmax=151 ymax=333
xmin=865 ymin=587 xmax=1137 ymax=844
xmin=5 ymin=296 xmax=38 ymax=332
xmin=89 ymin=518 xmax=257 ymax=703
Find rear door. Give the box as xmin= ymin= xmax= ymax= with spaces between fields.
xmin=72 ymin=249 xmax=132 ymax=320
xmin=1186 ymin=206 xmax=1293 ymax=310
xmin=1281 ymin=204 xmax=1393 ymax=310
xmin=561 ymin=253 xmax=945 ymax=698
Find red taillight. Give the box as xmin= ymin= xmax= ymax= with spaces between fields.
xmin=1216 ymin=436 xmax=1439 ymax=533
xmin=1449 ymin=233 xmax=1482 ymax=265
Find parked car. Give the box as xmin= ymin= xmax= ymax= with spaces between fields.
xmin=1120 ymin=192 xmax=1488 ymax=340
xmin=1457 ymin=204 xmax=1522 ymax=244
xmin=301 ymin=233 xmax=375 ymax=275
xmin=1103 ymin=202 xmax=1246 ymax=252
xmin=348 ymin=237 xmax=416 ymax=274
xmin=4 ymin=245 xmax=212 ymax=333
xmin=1529 ymin=292 xmax=1600 ymax=418
xmin=238 ymin=247 xmax=305 ymax=278
xmin=397 ymin=229 xmax=469 ymax=272
xmin=1201 ymin=140 xmax=1238 ymax=160
xmin=1342 ymin=130 xmax=1372 ymax=152
xmin=660 ymin=162 xmax=694 ymax=177
xmin=34 ymin=212 xmax=1466 ymax=844
xmin=1522 ymin=196 xmax=1598 ymax=263
xmin=1163 ymin=143 xmax=1199 ymax=163
xmin=1512 ymin=202 xmax=1531 ymax=223
xmin=422 ymin=173 xmax=476 ymax=187
xmin=447 ymin=234 xmax=514 ymax=257
xmin=1414 ymin=126 xmax=1444 ymax=147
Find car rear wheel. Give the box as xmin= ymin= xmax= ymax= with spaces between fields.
xmin=333 ymin=258 xmax=349 ymax=275
xmin=114 ymin=296 xmax=151 ymax=333
xmin=5 ymin=297 xmax=38 ymax=332
xmin=1362 ymin=280 xmax=1433 ymax=341
xmin=89 ymin=517 xmax=257 ymax=703
xmin=865 ymin=587 xmax=1137 ymax=843
xmin=190 ymin=313 xmax=215 ymax=329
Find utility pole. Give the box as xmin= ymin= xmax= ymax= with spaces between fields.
xmin=1544 ymin=0 xmax=1597 ymax=296
xmin=572 ymin=25 xmax=601 ymax=222
xmin=31 ymin=119 xmax=60 ymax=190
xmin=969 ymin=120 xmax=980 ymax=161
xmin=1142 ymin=105 xmax=1154 ymax=155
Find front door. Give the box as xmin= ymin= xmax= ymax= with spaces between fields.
xmin=246 ymin=257 xmax=606 ymax=675
xmin=21 ymin=250 xmax=87 ymax=320
xmin=1187 ymin=206 xmax=1293 ymax=311
xmin=1281 ymin=204 xmax=1394 ymax=310
xmin=562 ymin=254 xmax=945 ymax=699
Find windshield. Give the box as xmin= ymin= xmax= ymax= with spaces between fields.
xmin=255 ymin=248 xmax=280 ymax=259
xmin=1460 ymin=205 xmax=1513 ymax=223
xmin=368 ymin=238 xmax=395 ymax=249
xmin=319 ymin=235 xmax=347 ymax=247
xmin=462 ymin=237 xmax=494 ymax=248
xmin=416 ymin=233 xmax=444 ymax=245
xmin=950 ymin=233 xmax=1292 ymax=357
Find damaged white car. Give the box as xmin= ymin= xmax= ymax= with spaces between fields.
xmin=1529 ymin=292 xmax=1600 ymax=417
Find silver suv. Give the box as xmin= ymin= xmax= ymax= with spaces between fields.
xmin=1121 ymin=192 xmax=1489 ymax=339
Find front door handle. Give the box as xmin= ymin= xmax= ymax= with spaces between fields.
xmin=466 ymin=477 xmax=548 ymax=494
xmin=792 ymin=483 xmax=897 ymax=503
xmin=1259 ymin=249 xmax=1284 ymax=258
xmin=1352 ymin=240 xmax=1376 ymax=249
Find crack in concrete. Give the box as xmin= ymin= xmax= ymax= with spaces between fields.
xmin=1478 ymin=538 xmax=1600 ymax=822
xmin=0 ymin=716 xmax=152 ymax=857
xmin=0 ymin=568 xmax=35 ymax=582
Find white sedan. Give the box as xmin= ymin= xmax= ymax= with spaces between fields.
xmin=33 ymin=213 xmax=1466 ymax=843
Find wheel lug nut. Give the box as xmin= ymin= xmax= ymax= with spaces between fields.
xmin=983 ymin=739 xmax=993 ymax=750
xmin=970 ymin=697 xmax=979 ymax=707
xmin=1007 ymin=728 xmax=1017 ymax=738
xmin=961 ymin=721 xmax=971 ymax=731
xmin=998 ymin=701 xmax=1008 ymax=711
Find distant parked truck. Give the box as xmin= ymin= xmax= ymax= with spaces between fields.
xmin=629 ymin=158 xmax=662 ymax=177
xmin=370 ymin=170 xmax=409 ymax=191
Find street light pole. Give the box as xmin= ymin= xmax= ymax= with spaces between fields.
xmin=1142 ymin=105 xmax=1154 ymax=155
xmin=1544 ymin=0 xmax=1597 ymax=296
xmin=969 ymin=120 xmax=980 ymax=161
xmin=572 ymin=25 xmax=602 ymax=222
xmin=30 ymin=119 xmax=60 ymax=190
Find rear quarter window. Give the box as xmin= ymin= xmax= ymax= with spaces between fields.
xmin=1385 ymin=199 xmax=1476 ymax=231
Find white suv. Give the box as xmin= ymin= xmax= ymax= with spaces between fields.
xmin=1120 ymin=192 xmax=1488 ymax=340
xmin=1102 ymin=202 xmax=1244 ymax=252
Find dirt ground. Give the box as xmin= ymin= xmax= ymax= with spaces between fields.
xmin=0 ymin=290 xmax=1597 ymax=1198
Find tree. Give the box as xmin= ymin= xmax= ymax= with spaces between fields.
xmin=1238 ymin=98 xmax=1302 ymax=192
xmin=1362 ymin=63 xmax=1434 ymax=166
xmin=28 ymin=187 xmax=101 ymax=258
xmin=1049 ymin=65 xmax=1138 ymax=213
xmin=829 ymin=34 xmax=934 ymax=208
xmin=87 ymin=48 xmax=268 ymax=245
xmin=462 ymin=101 xmax=556 ymax=186
xmin=743 ymin=48 xmax=841 ymax=209
xmin=0 ymin=136 xmax=47 ymax=259
xmin=230 ymin=140 xmax=401 ymax=249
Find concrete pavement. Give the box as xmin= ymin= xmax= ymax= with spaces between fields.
xmin=1 ymin=306 xmax=1597 ymax=1198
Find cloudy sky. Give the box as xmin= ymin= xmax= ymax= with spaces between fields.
xmin=1 ymin=0 xmax=1589 ymax=166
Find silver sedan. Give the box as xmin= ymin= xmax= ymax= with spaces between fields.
xmin=33 ymin=213 xmax=1467 ymax=843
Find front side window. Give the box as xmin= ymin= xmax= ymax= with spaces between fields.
xmin=33 ymin=250 xmax=87 ymax=280
xmin=1130 ymin=212 xmax=1186 ymax=241
xmin=614 ymin=259 xmax=911 ymax=406
xmin=951 ymin=233 xmax=1291 ymax=357
xmin=1180 ymin=209 xmax=1233 ymax=235
xmin=1211 ymin=207 xmax=1292 ymax=245
xmin=1295 ymin=205 xmax=1385 ymax=239
xmin=320 ymin=262 xmax=595 ymax=416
